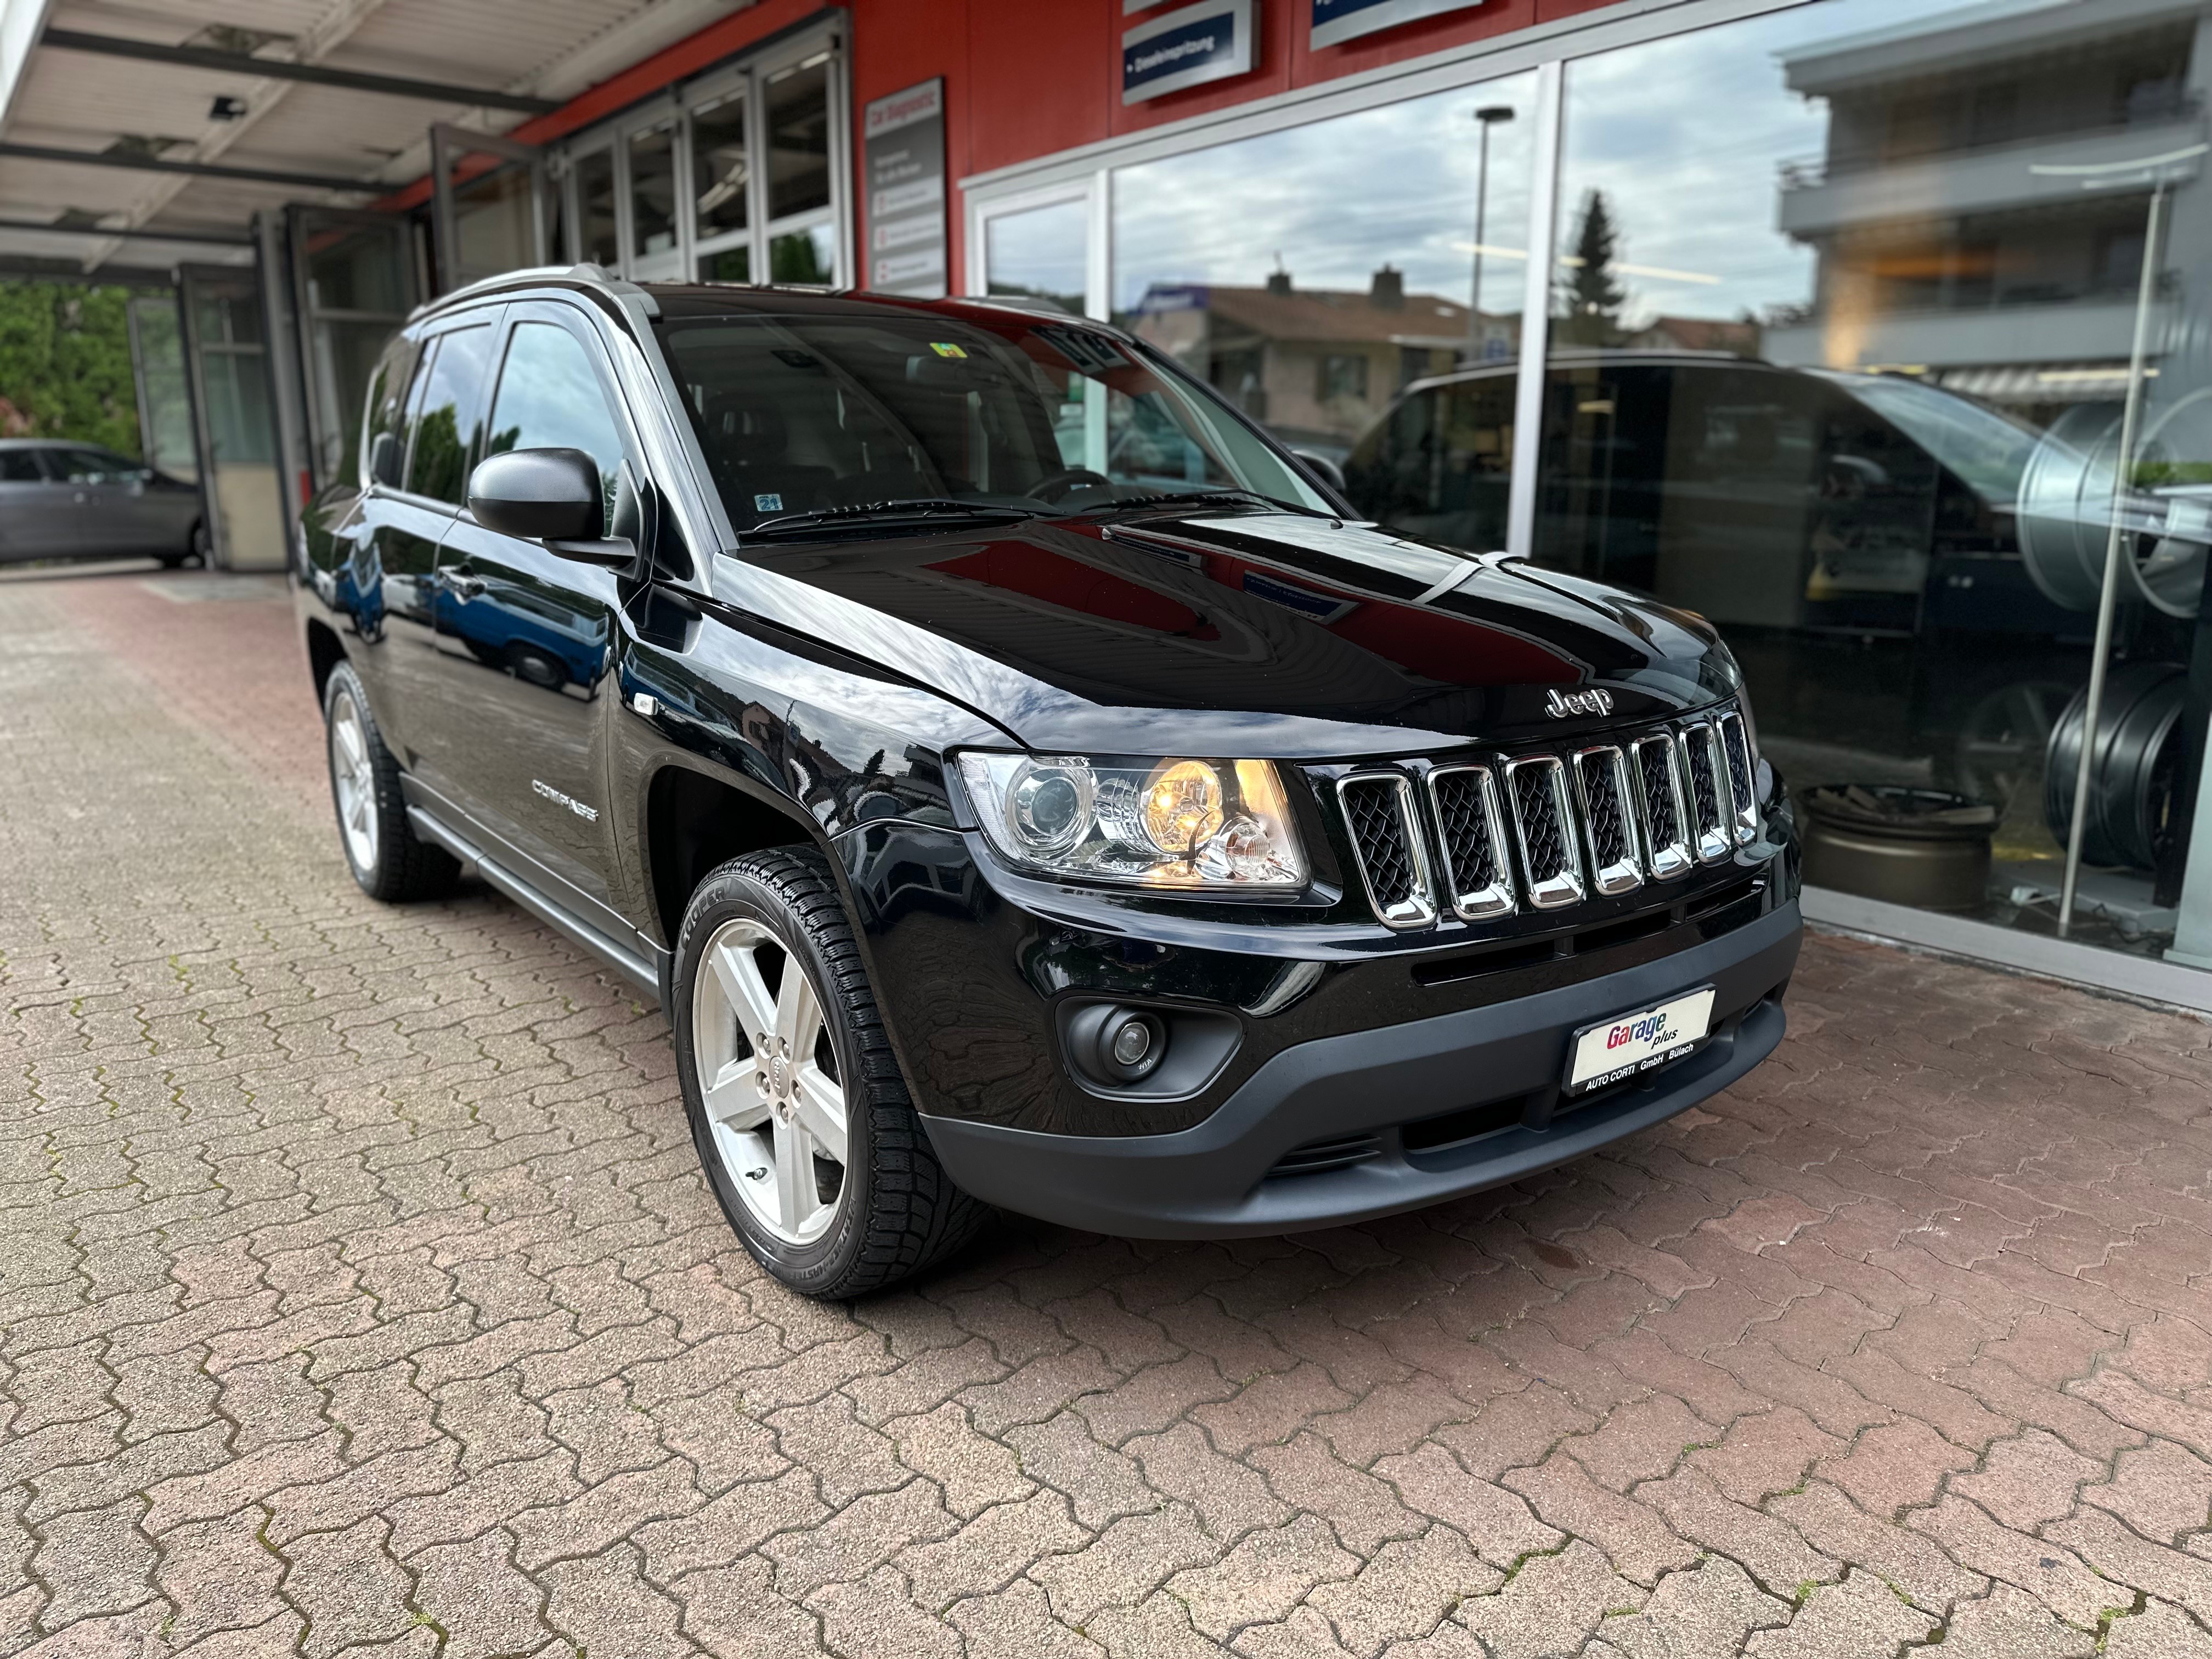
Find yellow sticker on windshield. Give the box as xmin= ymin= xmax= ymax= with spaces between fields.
xmin=929 ymin=342 xmax=968 ymax=358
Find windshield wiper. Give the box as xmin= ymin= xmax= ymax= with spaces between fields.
xmin=1087 ymin=490 xmax=1336 ymax=520
xmin=744 ymin=498 xmax=1045 ymax=537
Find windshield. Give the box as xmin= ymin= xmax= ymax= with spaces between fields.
xmin=656 ymin=308 xmax=1333 ymax=532
xmin=1809 ymin=369 xmax=2041 ymax=507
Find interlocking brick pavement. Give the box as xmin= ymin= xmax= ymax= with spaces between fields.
xmin=5 ymin=566 xmax=2212 ymax=1657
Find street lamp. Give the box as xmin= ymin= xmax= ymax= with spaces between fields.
xmin=1469 ymin=104 xmax=1516 ymax=365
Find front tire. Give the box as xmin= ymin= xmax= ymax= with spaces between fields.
xmin=673 ymin=848 xmax=987 ymax=1298
xmin=323 ymin=662 xmax=458 ymax=901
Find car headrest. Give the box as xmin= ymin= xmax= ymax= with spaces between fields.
xmin=699 ymin=393 xmax=787 ymax=465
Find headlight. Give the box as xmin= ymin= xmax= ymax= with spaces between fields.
xmin=957 ymin=753 xmax=1307 ymax=889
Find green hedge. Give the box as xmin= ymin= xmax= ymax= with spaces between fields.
xmin=0 ymin=281 xmax=145 ymax=456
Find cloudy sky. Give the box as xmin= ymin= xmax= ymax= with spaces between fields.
xmin=1110 ymin=0 xmax=2069 ymax=326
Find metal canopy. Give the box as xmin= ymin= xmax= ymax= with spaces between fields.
xmin=0 ymin=0 xmax=740 ymax=274
xmin=41 ymin=29 xmax=561 ymax=116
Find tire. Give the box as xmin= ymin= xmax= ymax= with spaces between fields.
xmin=189 ymin=520 xmax=211 ymax=566
xmin=673 ymin=848 xmax=988 ymax=1298
xmin=323 ymin=661 xmax=459 ymax=901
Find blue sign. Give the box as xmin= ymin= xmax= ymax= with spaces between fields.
xmin=1312 ymin=0 xmax=1485 ymax=49
xmin=1123 ymin=0 xmax=1254 ymax=104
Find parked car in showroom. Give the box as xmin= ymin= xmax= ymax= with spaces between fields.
xmin=0 ymin=438 xmax=206 ymax=566
xmin=295 ymin=268 xmax=1801 ymax=1297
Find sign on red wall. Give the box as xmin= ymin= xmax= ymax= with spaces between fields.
xmin=864 ymin=77 xmax=948 ymax=296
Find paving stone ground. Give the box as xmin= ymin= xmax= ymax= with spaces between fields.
xmin=5 ymin=564 xmax=2212 ymax=1659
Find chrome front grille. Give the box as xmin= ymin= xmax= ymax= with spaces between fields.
xmin=1334 ymin=702 xmax=1759 ymax=929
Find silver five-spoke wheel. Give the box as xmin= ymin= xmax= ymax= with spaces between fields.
xmin=329 ymin=687 xmax=379 ymax=874
xmin=691 ymin=916 xmax=849 ymax=1243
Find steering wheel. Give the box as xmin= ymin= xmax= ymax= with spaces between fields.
xmin=1027 ymin=467 xmax=1113 ymax=504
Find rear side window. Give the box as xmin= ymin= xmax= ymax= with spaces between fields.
xmin=405 ymin=324 xmax=493 ymax=504
xmin=484 ymin=321 xmax=627 ymax=534
xmin=359 ymin=336 xmax=419 ymax=486
xmin=0 ymin=449 xmax=48 ymax=481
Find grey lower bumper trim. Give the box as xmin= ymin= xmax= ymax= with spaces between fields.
xmin=919 ymin=900 xmax=1801 ymax=1239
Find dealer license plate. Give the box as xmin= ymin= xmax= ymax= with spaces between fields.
xmin=1565 ymin=987 xmax=1716 ymax=1096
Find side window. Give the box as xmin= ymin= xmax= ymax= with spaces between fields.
xmin=59 ymin=447 xmax=138 ymax=483
xmin=484 ymin=320 xmax=627 ymax=534
xmin=0 ymin=449 xmax=49 ymax=482
xmin=405 ymin=323 xmax=493 ymax=505
xmin=359 ymin=337 xmax=419 ymax=486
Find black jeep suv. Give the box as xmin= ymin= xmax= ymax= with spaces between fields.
xmin=295 ymin=267 xmax=1801 ymax=1297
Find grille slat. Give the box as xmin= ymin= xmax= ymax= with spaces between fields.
xmin=1337 ymin=774 xmax=1436 ymax=930
xmin=1632 ymin=733 xmax=1695 ymax=881
xmin=1426 ymin=765 xmax=1516 ymax=921
xmin=1681 ymin=721 xmax=1735 ymax=864
xmin=1504 ymin=755 xmax=1585 ymax=910
xmin=1571 ymin=746 xmax=1643 ymax=897
xmin=1716 ymin=711 xmax=1759 ymax=845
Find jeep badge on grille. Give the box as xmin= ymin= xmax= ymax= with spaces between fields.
xmin=1545 ymin=687 xmax=1614 ymax=719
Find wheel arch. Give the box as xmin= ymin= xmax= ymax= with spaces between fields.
xmin=643 ymin=760 xmax=825 ymax=955
xmin=304 ymin=618 xmax=347 ymax=705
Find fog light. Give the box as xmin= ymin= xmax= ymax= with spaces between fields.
xmin=1068 ymin=1003 xmax=1167 ymax=1086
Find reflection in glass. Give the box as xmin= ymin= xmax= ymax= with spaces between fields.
xmin=452 ymin=164 xmax=537 ymax=284
xmin=405 ymin=326 xmax=493 ymax=506
xmin=576 ymin=150 xmax=618 ymax=266
xmin=1114 ymin=74 xmax=1537 ymax=466
xmin=693 ymin=95 xmax=750 ymax=240
xmin=770 ymin=224 xmax=836 ymax=285
xmin=484 ymin=323 xmax=626 ymax=534
xmin=700 ymin=245 xmax=752 ymax=283
xmin=987 ymin=199 xmax=1088 ymax=316
xmin=765 ymin=58 xmax=832 ymax=221
xmin=1304 ymin=0 xmax=2212 ymax=957
xmin=630 ymin=126 xmax=679 ymax=258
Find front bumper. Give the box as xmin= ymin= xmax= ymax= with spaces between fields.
xmin=917 ymin=898 xmax=1799 ymax=1238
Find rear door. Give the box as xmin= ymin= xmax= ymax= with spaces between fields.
xmin=0 ymin=447 xmax=72 ymax=561
xmin=429 ymin=301 xmax=631 ymax=927
xmin=57 ymin=446 xmax=174 ymax=554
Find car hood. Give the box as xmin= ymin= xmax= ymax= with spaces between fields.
xmin=709 ymin=510 xmax=1737 ymax=757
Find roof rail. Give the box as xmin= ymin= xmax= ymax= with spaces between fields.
xmin=407 ymin=261 xmax=659 ymax=322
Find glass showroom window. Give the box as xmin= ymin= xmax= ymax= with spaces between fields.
xmin=1115 ymin=70 xmax=1538 ymax=549
xmin=1514 ymin=0 xmax=2210 ymax=960
xmin=552 ymin=39 xmax=844 ymax=288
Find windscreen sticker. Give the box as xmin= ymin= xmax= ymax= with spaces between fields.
xmin=928 ymin=342 xmax=968 ymax=358
xmin=754 ymin=493 xmax=783 ymax=512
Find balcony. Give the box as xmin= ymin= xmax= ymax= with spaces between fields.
xmin=1778 ymin=113 xmax=2206 ymax=238
xmin=1763 ymin=297 xmax=2172 ymax=374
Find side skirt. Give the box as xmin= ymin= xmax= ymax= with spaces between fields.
xmin=406 ymin=804 xmax=669 ymax=1006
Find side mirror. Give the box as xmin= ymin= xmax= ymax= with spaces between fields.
xmin=369 ymin=431 xmax=405 ymax=488
xmin=1290 ymin=447 xmax=1347 ymax=495
xmin=469 ymin=448 xmax=636 ymax=568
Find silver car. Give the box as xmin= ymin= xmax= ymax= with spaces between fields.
xmin=0 ymin=439 xmax=206 ymax=567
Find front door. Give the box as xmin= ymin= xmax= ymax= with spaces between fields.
xmin=431 ymin=302 xmax=632 ymax=929
xmin=356 ymin=315 xmax=498 ymax=797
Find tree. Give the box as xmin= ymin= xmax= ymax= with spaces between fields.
xmin=0 ymin=280 xmax=145 ymax=455
xmin=1556 ymin=189 xmax=1629 ymax=348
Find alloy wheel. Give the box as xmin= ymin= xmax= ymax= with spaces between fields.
xmin=329 ymin=690 xmax=379 ymax=873
xmin=691 ymin=916 xmax=849 ymax=1243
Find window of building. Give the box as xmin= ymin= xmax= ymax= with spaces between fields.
xmin=1319 ymin=353 xmax=1370 ymax=404
xmin=550 ymin=33 xmax=844 ymax=290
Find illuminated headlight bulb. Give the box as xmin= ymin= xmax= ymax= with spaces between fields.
xmin=1143 ymin=760 xmax=1225 ymax=857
